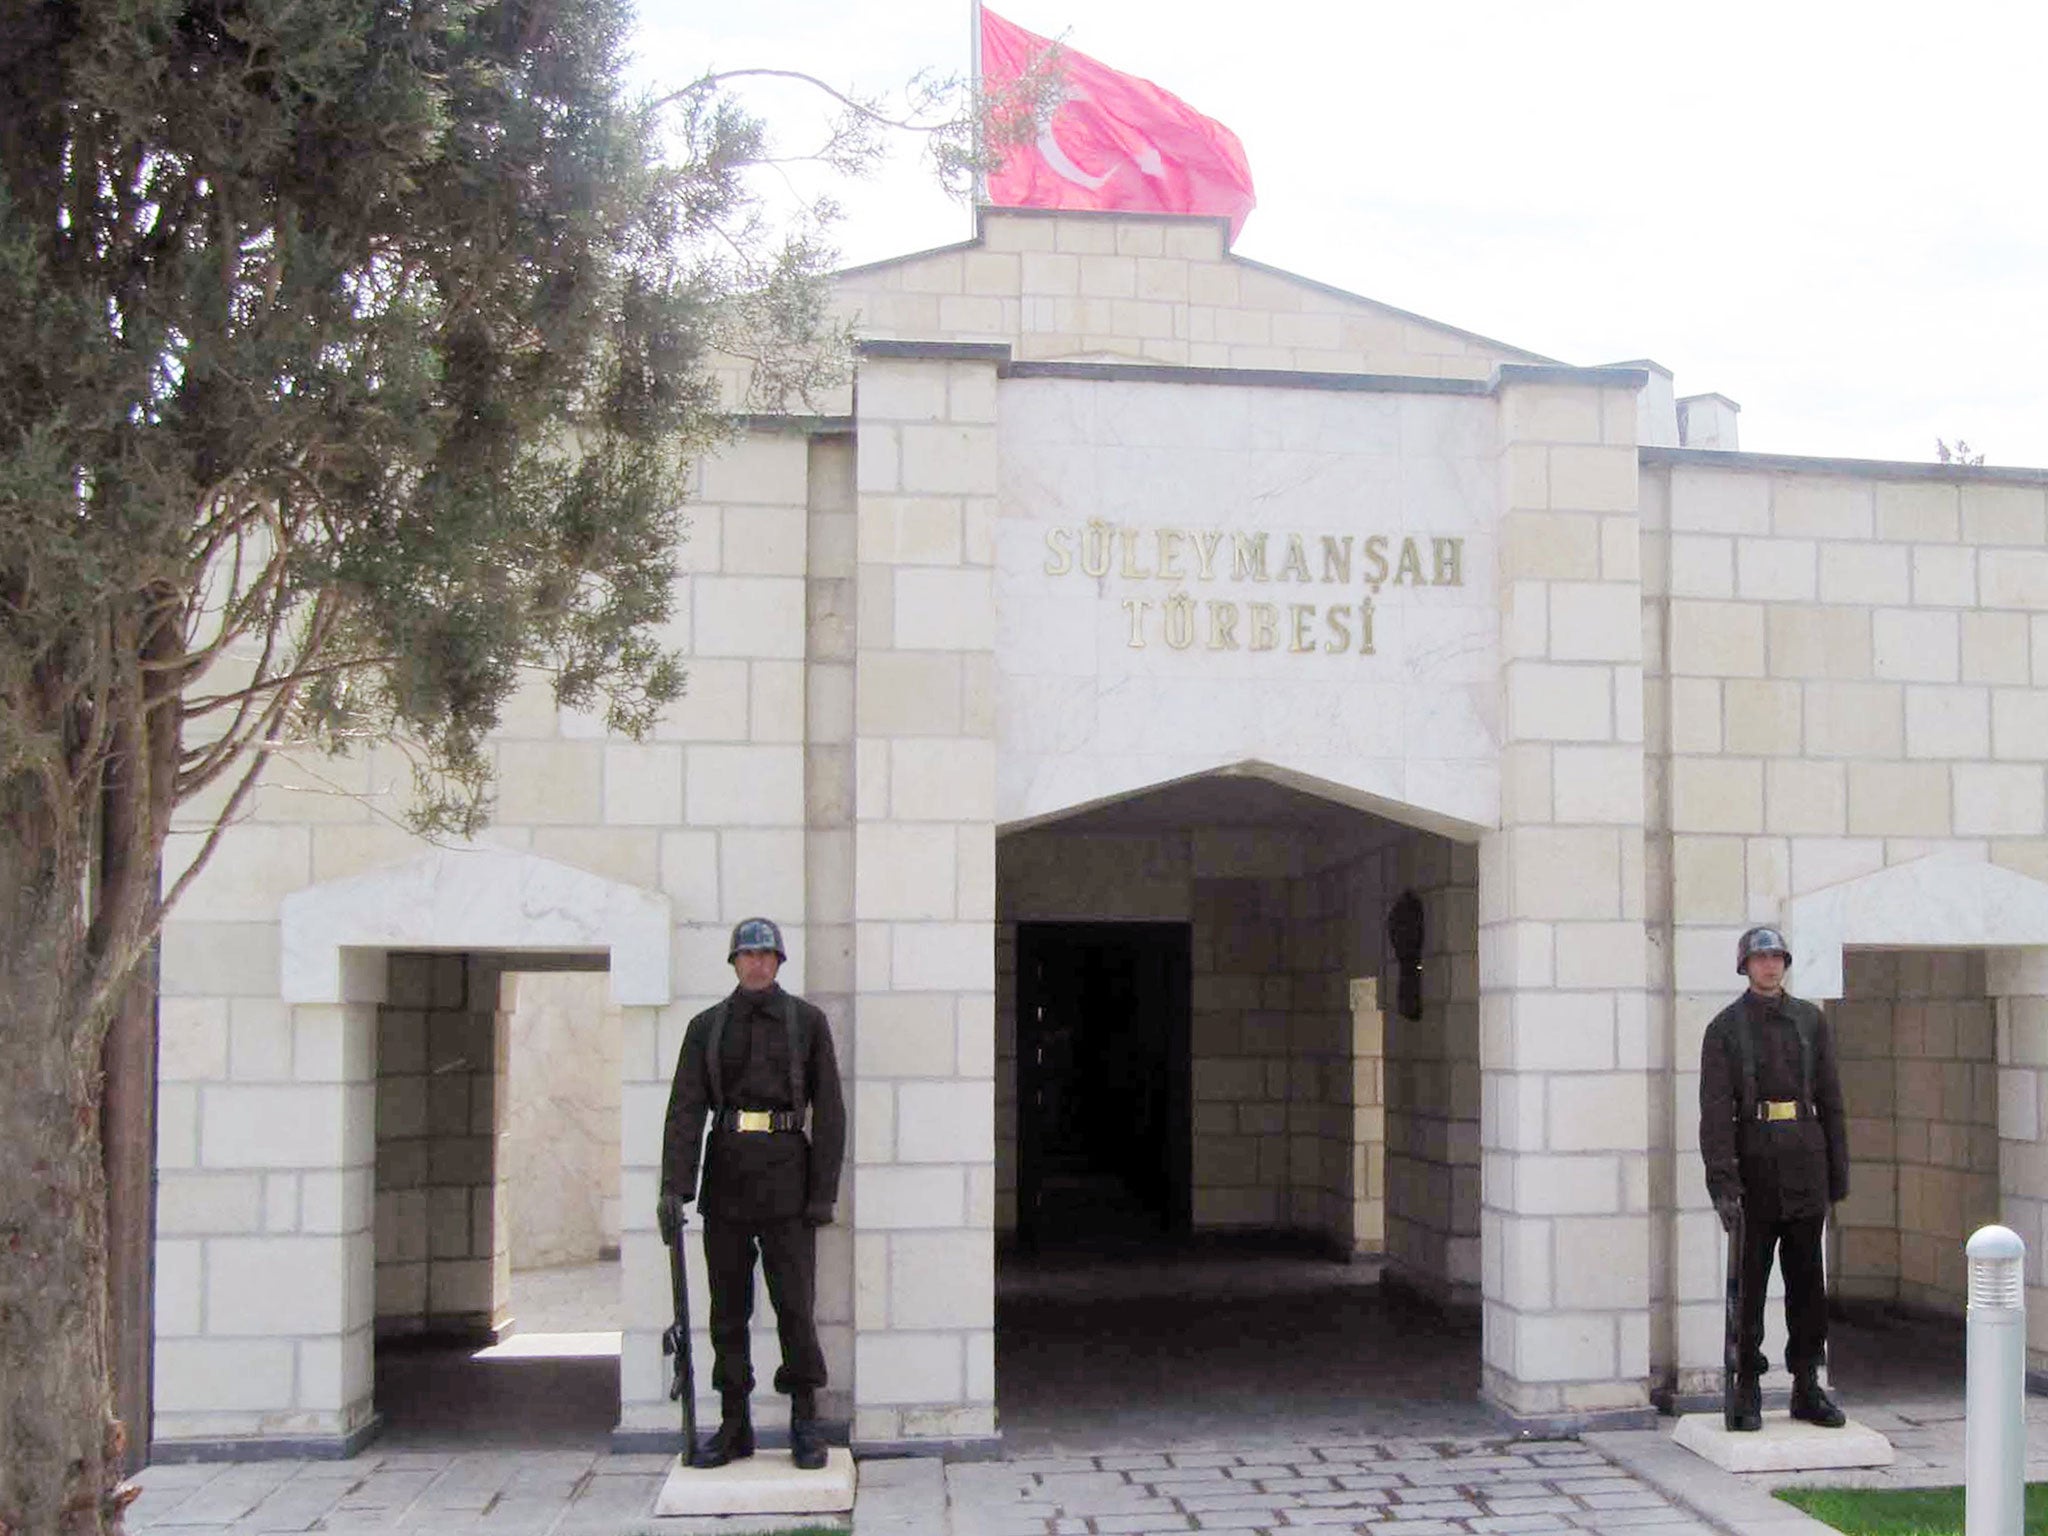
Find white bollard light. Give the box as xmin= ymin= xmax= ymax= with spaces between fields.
xmin=1966 ymin=1224 xmax=2027 ymax=1536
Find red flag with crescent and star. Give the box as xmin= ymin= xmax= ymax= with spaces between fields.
xmin=980 ymin=7 xmax=1256 ymax=240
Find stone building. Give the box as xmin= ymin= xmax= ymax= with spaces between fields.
xmin=150 ymin=207 xmax=2048 ymax=1458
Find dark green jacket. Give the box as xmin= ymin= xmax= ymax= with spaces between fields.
xmin=1699 ymin=989 xmax=1848 ymax=1221
xmin=661 ymin=985 xmax=846 ymax=1225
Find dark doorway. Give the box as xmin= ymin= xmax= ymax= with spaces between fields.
xmin=1015 ymin=922 xmax=1191 ymax=1246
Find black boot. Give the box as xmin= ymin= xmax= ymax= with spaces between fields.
xmin=789 ymin=1389 xmax=827 ymax=1471
xmin=1726 ymin=1374 xmax=1762 ymax=1432
xmin=1790 ymin=1375 xmax=1846 ymax=1428
xmin=691 ymin=1391 xmax=755 ymax=1468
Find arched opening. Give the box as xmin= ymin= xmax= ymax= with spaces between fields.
xmin=149 ymin=849 xmax=672 ymax=1459
xmin=370 ymin=950 xmax=625 ymax=1450
xmin=1776 ymin=855 xmax=2048 ymax=1401
xmin=993 ymin=766 xmax=1491 ymax=1443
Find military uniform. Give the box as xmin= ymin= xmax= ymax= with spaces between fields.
xmin=660 ymin=919 xmax=845 ymax=1467
xmin=1698 ymin=931 xmax=1847 ymax=1422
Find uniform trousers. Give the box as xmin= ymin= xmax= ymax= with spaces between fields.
xmin=703 ymin=1218 xmax=824 ymax=1394
xmin=1736 ymin=1211 xmax=1828 ymax=1380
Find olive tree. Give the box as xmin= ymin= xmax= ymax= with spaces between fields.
xmin=0 ymin=0 xmax=903 ymax=1524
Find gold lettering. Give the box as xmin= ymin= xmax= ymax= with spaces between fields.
xmin=1324 ymin=605 xmax=1352 ymax=653
xmin=1080 ymin=519 xmax=1113 ymax=579
xmin=1194 ymin=530 xmax=1225 ymax=580
xmin=1157 ymin=528 xmax=1186 ymax=581
xmin=1432 ymin=536 xmax=1464 ymax=587
xmin=1121 ymin=597 xmax=1150 ymax=648
xmin=1233 ymin=532 xmax=1269 ymax=582
xmin=1278 ymin=534 xmax=1311 ymax=583
xmin=1362 ymin=534 xmax=1389 ymax=591
xmin=1320 ymin=535 xmax=1353 ymax=585
xmin=1119 ymin=527 xmax=1152 ymax=579
xmin=1289 ymin=603 xmax=1315 ymax=652
xmin=1043 ymin=526 xmax=1074 ymax=577
xmin=1206 ymin=601 xmax=1240 ymax=650
xmin=1393 ymin=537 xmax=1426 ymax=586
xmin=1248 ymin=602 xmax=1278 ymax=651
xmin=1357 ymin=597 xmax=1377 ymax=655
xmin=1162 ymin=592 xmax=1195 ymax=650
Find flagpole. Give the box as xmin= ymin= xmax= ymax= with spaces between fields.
xmin=969 ymin=0 xmax=986 ymax=213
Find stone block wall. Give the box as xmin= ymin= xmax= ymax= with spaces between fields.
xmin=1367 ymin=838 xmax=1483 ymax=1309
xmin=1276 ymin=865 xmax=1362 ymax=1248
xmin=615 ymin=425 xmax=833 ymax=1438
xmin=152 ymin=987 xmax=377 ymax=1446
xmin=1189 ymin=864 xmax=1314 ymax=1231
xmin=1643 ymin=455 xmax=2048 ymax=1397
xmin=1832 ymin=950 xmax=1997 ymax=1313
xmin=1346 ymin=979 xmax=1389 ymax=1258
xmin=1991 ymin=952 xmax=2048 ymax=1371
xmin=1481 ymin=370 xmax=1652 ymax=1422
xmin=850 ymin=352 xmax=1000 ymax=1445
xmin=836 ymin=211 xmax=1535 ymax=378
xmin=373 ymin=954 xmax=506 ymax=1338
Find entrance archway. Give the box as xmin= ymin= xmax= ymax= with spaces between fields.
xmin=1781 ymin=853 xmax=2048 ymax=1381
xmin=993 ymin=767 xmax=1488 ymax=1440
xmin=150 ymin=848 xmax=670 ymax=1459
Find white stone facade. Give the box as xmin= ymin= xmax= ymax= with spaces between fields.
xmin=152 ymin=208 xmax=2048 ymax=1456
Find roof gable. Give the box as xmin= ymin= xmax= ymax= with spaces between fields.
xmin=833 ymin=208 xmax=1548 ymax=381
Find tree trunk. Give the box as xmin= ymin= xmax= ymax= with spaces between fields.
xmin=100 ymin=959 xmax=156 ymax=1478
xmin=0 ymin=929 xmax=127 ymax=1534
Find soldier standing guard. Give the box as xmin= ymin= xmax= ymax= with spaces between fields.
xmin=658 ymin=918 xmax=846 ymax=1471
xmin=1699 ymin=925 xmax=1849 ymax=1432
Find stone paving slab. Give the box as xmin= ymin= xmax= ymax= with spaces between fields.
xmin=946 ymin=1436 xmax=1711 ymax=1536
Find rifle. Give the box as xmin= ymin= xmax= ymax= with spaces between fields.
xmin=661 ymin=1209 xmax=697 ymax=1453
xmin=1722 ymin=1200 xmax=1746 ymax=1430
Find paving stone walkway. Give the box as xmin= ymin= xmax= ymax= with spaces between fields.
xmin=125 ymin=1449 xmax=676 ymax=1534
xmin=941 ymin=1437 xmax=1716 ymax=1536
xmin=121 ymin=1434 xmax=1716 ymax=1535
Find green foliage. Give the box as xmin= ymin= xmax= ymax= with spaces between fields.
xmin=1776 ymin=1481 xmax=2048 ymax=1535
xmin=0 ymin=0 xmax=844 ymax=857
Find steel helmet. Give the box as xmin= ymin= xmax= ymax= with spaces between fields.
xmin=1735 ymin=925 xmax=1792 ymax=974
xmin=728 ymin=917 xmax=787 ymax=962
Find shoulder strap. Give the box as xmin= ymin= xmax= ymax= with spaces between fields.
xmin=706 ymin=998 xmax=732 ymax=1109
xmin=1794 ymin=1005 xmax=1817 ymax=1106
xmin=1732 ymin=1007 xmax=1759 ymax=1117
xmin=782 ymin=995 xmax=804 ymax=1110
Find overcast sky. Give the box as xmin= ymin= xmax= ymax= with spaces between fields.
xmin=638 ymin=0 xmax=2048 ymax=468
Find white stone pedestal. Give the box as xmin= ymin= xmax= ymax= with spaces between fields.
xmin=1673 ymin=1412 xmax=1894 ymax=1472
xmin=653 ymin=1448 xmax=857 ymax=1518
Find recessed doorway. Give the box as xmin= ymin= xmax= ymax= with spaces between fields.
xmin=1015 ymin=921 xmax=1192 ymax=1247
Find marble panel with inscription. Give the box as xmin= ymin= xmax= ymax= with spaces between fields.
xmin=996 ymin=377 xmax=1500 ymax=833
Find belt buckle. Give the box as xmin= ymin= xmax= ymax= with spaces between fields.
xmin=1763 ymin=1100 xmax=1797 ymax=1122
xmin=735 ymin=1109 xmax=774 ymax=1133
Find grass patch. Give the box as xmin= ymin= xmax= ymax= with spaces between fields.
xmin=1775 ymin=1483 xmax=2048 ymax=1535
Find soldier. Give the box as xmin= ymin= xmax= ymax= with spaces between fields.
xmin=1699 ymin=925 xmax=1848 ymax=1432
xmin=658 ymin=918 xmax=846 ymax=1471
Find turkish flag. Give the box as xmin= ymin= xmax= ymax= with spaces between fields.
xmin=980 ymin=7 xmax=1256 ymax=240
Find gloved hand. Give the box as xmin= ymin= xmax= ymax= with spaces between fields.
xmin=802 ymin=1204 xmax=833 ymax=1229
xmin=656 ymin=1192 xmax=689 ymax=1245
xmin=1713 ymin=1193 xmax=1743 ymax=1234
